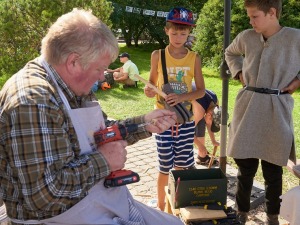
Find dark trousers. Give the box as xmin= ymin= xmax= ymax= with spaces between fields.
xmin=234 ymin=158 xmax=283 ymax=215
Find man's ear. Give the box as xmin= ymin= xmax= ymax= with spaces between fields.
xmin=66 ymin=53 xmax=81 ymax=74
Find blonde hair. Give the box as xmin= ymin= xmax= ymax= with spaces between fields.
xmin=41 ymin=8 xmax=119 ymax=69
xmin=244 ymin=0 xmax=282 ymax=19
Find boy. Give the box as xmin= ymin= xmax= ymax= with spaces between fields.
xmin=192 ymin=88 xmax=220 ymax=166
xmin=144 ymin=7 xmax=205 ymax=211
xmin=225 ymin=0 xmax=300 ymax=224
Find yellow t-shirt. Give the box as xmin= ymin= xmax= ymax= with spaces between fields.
xmin=155 ymin=47 xmax=196 ymax=112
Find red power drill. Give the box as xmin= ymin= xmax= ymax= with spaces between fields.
xmin=94 ymin=123 xmax=140 ymax=188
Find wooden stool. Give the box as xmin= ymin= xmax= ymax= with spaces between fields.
xmin=164 ymin=186 xmax=228 ymax=224
xmin=286 ymin=159 xmax=300 ymax=183
xmin=164 ymin=186 xmax=180 ymax=216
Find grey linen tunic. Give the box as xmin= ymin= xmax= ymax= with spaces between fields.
xmin=225 ymin=27 xmax=300 ymax=166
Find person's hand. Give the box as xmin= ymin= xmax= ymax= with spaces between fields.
xmin=144 ymin=109 xmax=177 ymax=133
xmin=185 ymin=34 xmax=196 ymax=50
xmin=98 ymin=140 xmax=128 ymax=172
xmin=281 ymin=77 xmax=300 ymax=94
xmin=238 ymin=72 xmax=245 ymax=87
xmin=212 ymin=140 xmax=220 ymax=147
xmin=165 ymin=93 xmax=182 ymax=107
xmin=144 ymin=85 xmax=157 ymax=98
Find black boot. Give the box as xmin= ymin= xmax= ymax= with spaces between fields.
xmin=236 ymin=211 xmax=248 ymax=225
xmin=266 ymin=214 xmax=279 ymax=225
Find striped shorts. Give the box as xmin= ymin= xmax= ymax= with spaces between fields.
xmin=155 ymin=121 xmax=195 ymax=174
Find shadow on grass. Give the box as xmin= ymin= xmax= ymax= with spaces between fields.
xmin=95 ymin=82 xmax=146 ymax=102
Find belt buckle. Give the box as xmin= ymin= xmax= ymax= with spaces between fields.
xmin=270 ymin=88 xmax=280 ymax=96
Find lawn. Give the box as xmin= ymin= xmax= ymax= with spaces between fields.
xmin=95 ymin=44 xmax=300 ymax=194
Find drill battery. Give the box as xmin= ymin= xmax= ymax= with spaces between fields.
xmin=104 ymin=169 xmax=140 ymax=188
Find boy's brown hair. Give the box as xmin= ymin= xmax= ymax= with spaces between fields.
xmin=165 ymin=22 xmax=193 ymax=31
xmin=244 ymin=0 xmax=282 ymax=18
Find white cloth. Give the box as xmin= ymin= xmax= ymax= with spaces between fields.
xmin=280 ymin=186 xmax=300 ymax=225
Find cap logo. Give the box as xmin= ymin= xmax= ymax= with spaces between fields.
xmin=167 ymin=7 xmax=195 ymax=26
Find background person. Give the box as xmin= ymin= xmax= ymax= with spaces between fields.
xmin=107 ymin=52 xmax=139 ymax=88
xmin=144 ymin=7 xmax=205 ymax=211
xmin=0 ymin=8 xmax=184 ymax=225
xmin=192 ymin=88 xmax=220 ymax=166
xmin=225 ymin=0 xmax=300 ymax=224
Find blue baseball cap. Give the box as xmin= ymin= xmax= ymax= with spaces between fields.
xmin=166 ymin=7 xmax=195 ymax=27
xmin=118 ymin=52 xmax=130 ymax=58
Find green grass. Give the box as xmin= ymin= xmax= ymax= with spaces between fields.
xmin=96 ymin=44 xmax=300 ymax=194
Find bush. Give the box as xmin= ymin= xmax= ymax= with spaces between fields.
xmin=0 ymin=0 xmax=113 ymax=84
xmin=193 ymin=0 xmax=300 ymax=69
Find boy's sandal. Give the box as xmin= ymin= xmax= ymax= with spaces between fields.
xmin=196 ymin=155 xmax=218 ymax=166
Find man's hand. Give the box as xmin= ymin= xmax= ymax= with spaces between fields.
xmin=144 ymin=109 xmax=177 ymax=134
xmin=98 ymin=140 xmax=128 ymax=172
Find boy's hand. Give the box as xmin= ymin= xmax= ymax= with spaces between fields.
xmin=144 ymin=85 xmax=157 ymax=98
xmin=211 ymin=140 xmax=220 ymax=147
xmin=238 ymin=72 xmax=245 ymax=87
xmin=281 ymin=77 xmax=300 ymax=94
xmin=165 ymin=93 xmax=181 ymax=107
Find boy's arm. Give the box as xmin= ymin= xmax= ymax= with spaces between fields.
xmin=144 ymin=50 xmax=159 ymax=98
xmin=191 ymin=53 xmax=205 ymax=99
xmin=225 ymin=32 xmax=245 ymax=80
xmin=205 ymin=114 xmax=220 ymax=146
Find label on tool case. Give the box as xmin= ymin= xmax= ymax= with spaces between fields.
xmin=104 ymin=170 xmax=140 ymax=188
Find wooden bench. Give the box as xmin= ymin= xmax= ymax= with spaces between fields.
xmin=281 ymin=159 xmax=300 ymax=225
xmin=286 ymin=159 xmax=300 ymax=182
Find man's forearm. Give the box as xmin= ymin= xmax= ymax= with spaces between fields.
xmin=119 ymin=115 xmax=152 ymax=145
xmin=116 ymin=74 xmax=129 ymax=81
xmin=107 ymin=68 xmax=120 ymax=73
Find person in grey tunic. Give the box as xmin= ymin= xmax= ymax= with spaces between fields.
xmin=225 ymin=0 xmax=300 ymax=224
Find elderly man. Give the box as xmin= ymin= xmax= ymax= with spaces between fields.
xmin=0 ymin=8 xmax=183 ymax=225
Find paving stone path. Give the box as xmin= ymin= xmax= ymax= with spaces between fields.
xmin=0 ymin=136 xmax=289 ymax=225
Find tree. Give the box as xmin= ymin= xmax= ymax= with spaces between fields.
xmin=0 ymin=0 xmax=113 ymax=78
xmin=281 ymin=0 xmax=300 ymax=28
xmin=109 ymin=0 xmax=207 ymax=48
xmin=110 ymin=1 xmax=148 ymax=47
xmin=192 ymin=0 xmax=248 ymax=68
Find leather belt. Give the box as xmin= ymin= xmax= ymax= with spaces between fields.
xmin=244 ymin=86 xmax=289 ymax=96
